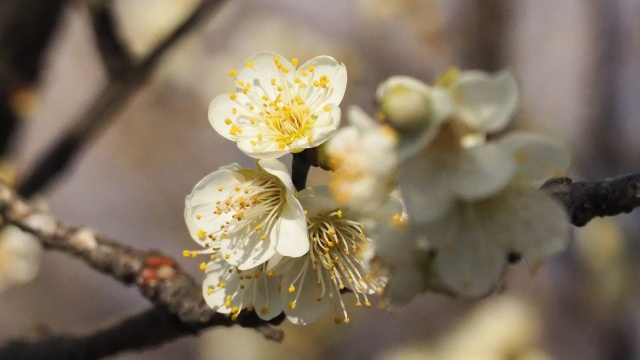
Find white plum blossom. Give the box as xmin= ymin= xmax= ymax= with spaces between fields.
xmin=184 ymin=159 xmax=308 ymax=269
xmin=202 ymin=257 xmax=282 ymax=321
xmin=279 ymin=187 xmax=384 ymax=325
xmin=410 ymin=133 xmax=571 ymax=298
xmin=381 ymin=70 xmax=521 ymax=223
xmin=327 ymin=106 xmax=399 ymax=214
xmin=209 ymin=52 xmax=347 ymax=159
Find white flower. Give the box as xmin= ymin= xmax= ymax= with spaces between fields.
xmin=0 ymin=225 xmax=42 ymax=292
xmin=279 ymin=187 xmax=384 ymax=325
xmin=184 ymin=159 xmax=308 ymax=269
xmin=209 ymin=52 xmax=347 ymax=159
xmin=202 ymin=257 xmax=282 ymax=321
xmin=419 ymin=133 xmax=571 ymax=297
xmin=394 ymin=69 xmax=521 ymax=223
xmin=327 ymin=106 xmax=399 ymax=214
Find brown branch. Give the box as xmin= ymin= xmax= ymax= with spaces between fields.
xmin=542 ymin=174 xmax=640 ymax=226
xmin=86 ymin=0 xmax=133 ymax=79
xmin=17 ymin=0 xmax=227 ymax=197
xmin=0 ymin=181 xmax=283 ymax=359
xmin=0 ymin=307 xmax=282 ymax=360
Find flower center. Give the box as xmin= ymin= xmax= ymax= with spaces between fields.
xmin=264 ymin=96 xmax=315 ymax=149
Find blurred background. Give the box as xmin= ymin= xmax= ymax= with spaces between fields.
xmin=1 ymin=0 xmax=640 ymax=359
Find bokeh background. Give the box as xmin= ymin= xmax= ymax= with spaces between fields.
xmin=1 ymin=0 xmax=640 ymax=359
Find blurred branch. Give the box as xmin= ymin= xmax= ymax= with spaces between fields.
xmin=543 ymin=174 xmax=640 ymax=226
xmin=17 ymin=0 xmax=227 ymax=197
xmin=0 ymin=307 xmax=282 ymax=360
xmin=0 ymin=181 xmax=283 ymax=359
xmin=0 ymin=0 xmax=68 ymax=156
xmin=458 ymin=0 xmax=510 ymax=71
xmin=87 ymin=0 xmax=133 ymax=79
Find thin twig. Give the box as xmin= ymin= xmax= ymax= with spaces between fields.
xmin=0 ymin=181 xmax=283 ymax=352
xmin=86 ymin=0 xmax=133 ymax=79
xmin=17 ymin=0 xmax=227 ymax=197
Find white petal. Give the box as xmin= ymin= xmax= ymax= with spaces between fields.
xmin=453 ymin=70 xmax=519 ymax=132
xmin=219 ymin=230 xmax=277 ymax=270
xmin=498 ymin=132 xmax=571 ymax=181
xmin=453 ymin=143 xmax=515 ymax=200
xmin=281 ymin=258 xmax=333 ymax=325
xmin=478 ymin=188 xmax=570 ymax=261
xmin=235 ymin=52 xmax=294 ymax=101
xmin=298 ymin=55 xmax=347 ymax=107
xmin=399 ymin=152 xmax=455 ymax=223
xmin=257 ymin=158 xmax=295 ymax=193
xmin=251 ymin=274 xmax=283 ymax=320
xmin=347 ymin=106 xmax=378 ymax=131
xmin=237 ymin=138 xmax=289 ymax=159
xmin=273 ymin=193 xmax=309 ymax=258
xmin=209 ymin=94 xmax=240 ymax=142
xmin=301 ymin=105 xmax=341 ymax=148
xmin=297 ymin=186 xmax=339 ymax=218
xmin=202 ymin=261 xmax=240 ymax=313
xmin=424 ymin=210 xmax=506 ymax=298
xmin=187 ymin=169 xmax=245 ymax=237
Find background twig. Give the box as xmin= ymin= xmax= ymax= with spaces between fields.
xmin=17 ymin=0 xmax=227 ymax=197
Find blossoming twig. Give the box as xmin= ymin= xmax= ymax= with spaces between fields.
xmin=17 ymin=0 xmax=227 ymax=197
xmin=0 ymin=181 xmax=283 ymax=358
xmin=542 ymin=174 xmax=640 ymax=226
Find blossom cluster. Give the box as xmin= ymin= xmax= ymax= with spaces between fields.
xmin=184 ymin=52 xmax=571 ymax=325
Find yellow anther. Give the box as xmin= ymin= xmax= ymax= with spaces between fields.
xmin=337 ymin=210 xmax=343 ymax=218
xmin=246 ymin=60 xmax=254 ymax=68
xmin=210 ymin=254 xmax=217 ymax=260
xmin=237 ymin=80 xmax=244 ymax=87
xmin=308 ymin=65 xmax=314 ymax=72
xmin=234 ymin=186 xmax=240 ymax=191
xmin=182 ymin=250 xmax=190 ymax=257
xmin=207 ymin=288 xmax=213 ymax=295
xmin=323 ymin=104 xmax=331 ymax=112
xmin=303 ymin=210 xmax=308 ymax=216
xmin=356 ymin=302 xmax=362 ymax=307
xmin=224 ymin=118 xmax=232 ymax=125
xmin=344 ymin=318 xmax=350 ymax=324
xmin=257 ymin=134 xmax=263 ymax=140
xmin=273 ymin=56 xmax=279 ymax=63
xmin=260 ymin=235 xmax=267 ymax=240
xmin=271 ymin=78 xmax=276 ymax=85
xmin=197 ymin=230 xmax=207 ymax=239
xmin=195 ymin=214 xmax=202 ymax=220
xmin=250 ymin=140 xmax=257 ymax=146
xmin=229 ymin=69 xmax=237 ymax=77
xmin=278 ymin=141 xmax=286 ymax=149
xmin=282 ymin=68 xmax=290 ymax=73
xmin=288 ymin=285 xmax=295 ymax=293
xmin=277 ymin=85 xmax=283 ymax=91
xmin=231 ymin=306 xmax=239 ymax=314
xmin=229 ymin=125 xmax=242 ymax=136
xmin=225 ymin=295 xmax=232 ymax=308
xmin=199 ymin=262 xmax=207 ymax=270
xmin=288 ymin=301 xmax=296 ymax=309
xmin=231 ymin=314 xmax=238 ymax=321
xmin=291 ymin=58 xmax=298 ymax=67
xmin=313 ymin=80 xmax=320 ymax=87
xmin=260 ymin=306 xmax=268 ymax=314
xmin=229 ymin=93 xmax=237 ymax=100
xmin=365 ymin=301 xmax=371 ymax=307
xmin=328 ymin=228 xmax=336 ymax=235
xmin=261 ymin=95 xmax=269 ymax=101
xmin=268 ymin=269 xmax=275 ymax=277
xmin=224 ymin=254 xmax=230 ymax=260
xmin=191 ymin=251 xmax=199 ymax=257
xmin=255 ymin=225 xmax=264 ymax=231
